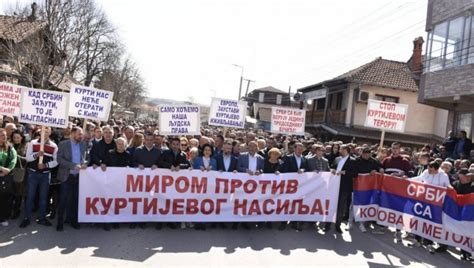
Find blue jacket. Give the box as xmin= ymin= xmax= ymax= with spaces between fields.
xmin=192 ymin=156 xmax=217 ymax=170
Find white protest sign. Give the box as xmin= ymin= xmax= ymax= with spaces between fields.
xmin=208 ymin=98 xmax=247 ymax=128
xmin=19 ymin=88 xmax=69 ymax=128
xmin=69 ymin=84 xmax=113 ymax=121
xmin=271 ymin=107 xmax=305 ymax=135
xmin=0 ymin=82 xmax=23 ymax=117
xmin=364 ymin=99 xmax=408 ymax=133
xmin=159 ymin=105 xmax=201 ymax=135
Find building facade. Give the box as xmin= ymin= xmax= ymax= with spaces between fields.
xmin=420 ymin=0 xmax=474 ymax=138
xmin=298 ymin=39 xmax=449 ymax=146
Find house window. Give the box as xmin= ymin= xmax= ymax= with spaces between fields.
xmin=457 ymin=113 xmax=472 ymax=138
xmin=335 ymin=92 xmax=343 ymax=109
xmin=316 ymin=98 xmax=325 ymax=111
xmin=258 ymin=92 xmax=264 ymax=103
xmin=426 ymin=15 xmax=474 ymax=72
xmin=276 ymin=94 xmax=282 ymax=105
xmin=375 ymin=94 xmax=399 ymax=103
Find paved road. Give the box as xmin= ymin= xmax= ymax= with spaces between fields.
xmin=0 ymin=222 xmax=471 ymax=267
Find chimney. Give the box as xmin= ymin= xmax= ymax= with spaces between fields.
xmin=28 ymin=2 xmax=37 ymax=22
xmin=412 ymin=37 xmax=424 ymax=75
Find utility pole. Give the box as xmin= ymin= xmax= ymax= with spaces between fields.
xmin=232 ymin=64 xmax=244 ymax=100
xmin=243 ymin=78 xmax=255 ymax=98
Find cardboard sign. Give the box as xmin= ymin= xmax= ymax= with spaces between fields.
xmin=19 ymin=88 xmax=69 ymax=128
xmin=159 ymin=105 xmax=201 ymax=135
xmin=208 ymin=98 xmax=247 ymax=128
xmin=0 ymin=82 xmax=23 ymax=117
xmin=364 ymin=99 xmax=408 ymax=133
xmin=69 ymin=84 xmax=114 ymax=121
xmin=271 ymin=107 xmax=305 ymax=135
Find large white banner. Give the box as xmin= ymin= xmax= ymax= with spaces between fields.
xmin=69 ymin=84 xmax=113 ymax=121
xmin=19 ymin=87 xmax=69 ymax=128
xmin=159 ymin=105 xmax=201 ymax=135
xmin=0 ymin=82 xmax=23 ymax=117
xmin=271 ymin=107 xmax=305 ymax=135
xmin=364 ymin=99 xmax=408 ymax=133
xmin=208 ymin=98 xmax=247 ymax=128
xmin=79 ymin=168 xmax=340 ymax=223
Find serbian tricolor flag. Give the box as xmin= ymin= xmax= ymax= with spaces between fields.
xmin=442 ymin=188 xmax=474 ymax=238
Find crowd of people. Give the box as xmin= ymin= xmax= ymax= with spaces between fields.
xmin=0 ymin=115 xmax=473 ymax=261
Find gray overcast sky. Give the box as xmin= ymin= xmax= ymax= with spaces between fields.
xmin=1 ymin=0 xmax=428 ymax=104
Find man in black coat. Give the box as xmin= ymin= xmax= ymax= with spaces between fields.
xmin=216 ymin=139 xmax=239 ymax=172
xmin=89 ymin=126 xmax=116 ymax=167
xmin=158 ymin=137 xmax=190 ymax=230
xmin=325 ymin=144 xmax=358 ymax=234
xmin=280 ymin=142 xmax=308 ymax=231
xmin=453 ymin=130 xmax=472 ymax=159
xmin=159 ymin=137 xmax=190 ymax=170
xmin=281 ymin=142 xmax=308 ymax=173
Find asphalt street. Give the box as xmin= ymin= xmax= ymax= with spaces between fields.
xmin=0 ymin=221 xmax=472 ymax=267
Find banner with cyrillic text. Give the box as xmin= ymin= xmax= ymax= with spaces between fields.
xmin=271 ymin=107 xmax=305 ymax=135
xmin=353 ymin=174 xmax=473 ymax=254
xmin=19 ymin=87 xmax=69 ymax=128
xmin=69 ymin=84 xmax=113 ymax=121
xmin=159 ymin=105 xmax=201 ymax=135
xmin=0 ymin=82 xmax=23 ymax=117
xmin=364 ymin=99 xmax=408 ymax=133
xmin=79 ymin=168 xmax=340 ymax=223
xmin=208 ymin=98 xmax=247 ymax=128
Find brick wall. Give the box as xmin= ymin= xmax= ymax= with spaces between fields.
xmin=421 ymin=64 xmax=474 ymax=99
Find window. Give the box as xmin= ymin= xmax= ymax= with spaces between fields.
xmin=335 ymin=92 xmax=343 ymax=109
xmin=445 ymin=17 xmax=463 ymax=68
xmin=426 ymin=15 xmax=474 ymax=72
xmin=258 ymin=92 xmax=264 ymax=103
xmin=456 ymin=113 xmax=472 ymax=138
xmin=316 ymin=98 xmax=325 ymax=111
xmin=428 ymin=21 xmax=448 ymax=71
xmin=276 ymin=94 xmax=282 ymax=105
xmin=375 ymin=94 xmax=399 ymax=103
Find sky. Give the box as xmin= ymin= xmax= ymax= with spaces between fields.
xmin=1 ymin=0 xmax=428 ymax=105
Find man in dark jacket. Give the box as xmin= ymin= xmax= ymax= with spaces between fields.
xmin=453 ymin=130 xmax=472 ymax=159
xmin=443 ymin=131 xmax=457 ymax=158
xmin=158 ymin=137 xmax=190 ymax=230
xmin=281 ymin=142 xmax=308 ymax=231
xmin=216 ymin=139 xmax=238 ymax=172
xmin=89 ymin=126 xmax=115 ymax=167
xmin=325 ymin=144 xmax=358 ymax=234
xmin=159 ymin=137 xmax=190 ymax=170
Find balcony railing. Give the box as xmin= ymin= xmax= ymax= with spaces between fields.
xmin=305 ymin=109 xmax=346 ymax=125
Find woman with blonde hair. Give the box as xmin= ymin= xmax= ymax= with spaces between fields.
xmin=127 ymin=132 xmax=144 ymax=155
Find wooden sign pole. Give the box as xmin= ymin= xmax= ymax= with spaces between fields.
xmin=38 ymin=125 xmax=46 ymax=164
xmin=82 ymin=118 xmax=88 ymax=131
xmin=379 ymin=129 xmax=386 ymax=151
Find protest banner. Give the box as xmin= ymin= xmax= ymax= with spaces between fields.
xmin=0 ymin=82 xmax=23 ymax=117
xmin=364 ymin=99 xmax=408 ymax=148
xmin=159 ymin=105 xmax=201 ymax=135
xmin=79 ymin=168 xmax=340 ymax=223
xmin=353 ymin=174 xmax=474 ymax=254
xmin=208 ymin=98 xmax=247 ymax=128
xmin=270 ymin=107 xmax=305 ymax=135
xmin=69 ymin=84 xmax=114 ymax=121
xmin=19 ymin=87 xmax=69 ymax=129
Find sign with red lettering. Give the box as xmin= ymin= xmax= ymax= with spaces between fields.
xmin=78 ymin=168 xmax=340 ymax=223
xmin=353 ymin=174 xmax=474 ymax=254
xmin=364 ymin=99 xmax=408 ymax=133
xmin=0 ymin=82 xmax=24 ymax=117
xmin=270 ymin=107 xmax=305 ymax=135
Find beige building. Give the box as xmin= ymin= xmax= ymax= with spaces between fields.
xmin=297 ymin=38 xmax=448 ymax=146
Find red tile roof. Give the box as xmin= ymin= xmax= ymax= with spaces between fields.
xmin=335 ymin=57 xmax=419 ymax=91
xmin=0 ymin=15 xmax=47 ymax=43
